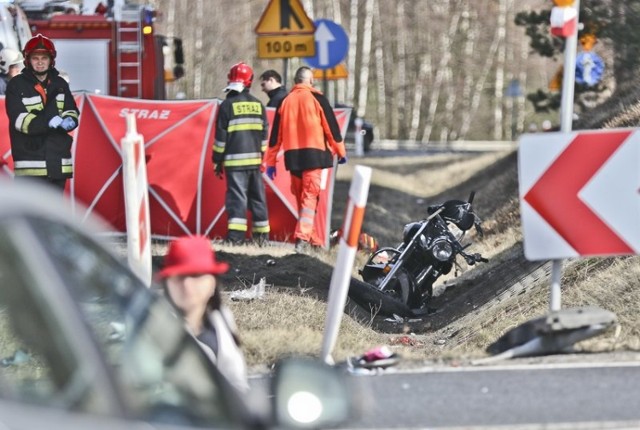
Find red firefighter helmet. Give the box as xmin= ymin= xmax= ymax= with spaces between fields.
xmin=23 ymin=34 xmax=57 ymax=67
xmin=224 ymin=62 xmax=253 ymax=92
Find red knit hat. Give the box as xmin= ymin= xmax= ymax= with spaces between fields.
xmin=158 ymin=236 xmax=229 ymax=278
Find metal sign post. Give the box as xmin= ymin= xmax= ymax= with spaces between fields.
xmin=501 ymin=0 xmax=620 ymax=359
xmin=551 ymin=0 xmax=580 ymax=312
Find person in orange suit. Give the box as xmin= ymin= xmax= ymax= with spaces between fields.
xmin=266 ymin=66 xmax=346 ymax=252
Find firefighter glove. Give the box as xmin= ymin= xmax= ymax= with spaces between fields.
xmin=266 ymin=166 xmax=276 ymax=180
xmin=48 ymin=116 xmax=63 ymax=129
xmin=214 ymin=163 xmax=224 ymax=178
xmin=60 ymin=117 xmax=77 ymax=131
xmin=338 ymin=156 xmax=348 ymax=165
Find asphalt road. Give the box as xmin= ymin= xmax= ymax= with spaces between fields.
xmin=342 ymin=361 xmax=640 ymax=429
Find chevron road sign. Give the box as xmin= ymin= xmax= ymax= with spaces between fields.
xmin=518 ymin=129 xmax=640 ymax=260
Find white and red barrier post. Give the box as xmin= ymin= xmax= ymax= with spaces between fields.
xmin=121 ymin=113 xmax=152 ymax=286
xmin=321 ymin=165 xmax=372 ymax=364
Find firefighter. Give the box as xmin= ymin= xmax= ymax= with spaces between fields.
xmin=213 ymin=62 xmax=270 ymax=245
xmin=0 ymin=48 xmax=24 ymax=95
xmin=4 ymin=34 xmax=79 ymax=192
xmin=266 ymin=66 xmax=347 ymax=253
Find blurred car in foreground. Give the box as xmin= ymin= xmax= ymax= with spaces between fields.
xmin=0 ymin=179 xmax=351 ymax=429
xmin=335 ymin=104 xmax=375 ymax=152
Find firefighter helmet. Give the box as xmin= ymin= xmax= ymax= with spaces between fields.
xmin=224 ymin=62 xmax=253 ymax=92
xmin=0 ymin=48 xmax=24 ymax=75
xmin=23 ymin=34 xmax=57 ymax=67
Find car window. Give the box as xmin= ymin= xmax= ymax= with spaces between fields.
xmin=0 ymin=220 xmax=87 ymax=408
xmin=2 ymin=216 xmax=241 ymax=427
xmin=28 ymin=218 xmax=241 ymax=427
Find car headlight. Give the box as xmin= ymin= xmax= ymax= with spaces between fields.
xmin=273 ymin=358 xmax=351 ymax=428
xmin=431 ymin=239 xmax=453 ymax=261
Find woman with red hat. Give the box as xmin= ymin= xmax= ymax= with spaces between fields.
xmin=158 ymin=235 xmax=249 ymax=393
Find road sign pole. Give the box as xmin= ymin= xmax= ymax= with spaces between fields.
xmin=551 ymin=0 xmax=580 ymax=312
xmin=560 ymin=0 xmax=579 ymax=133
xmin=282 ymin=58 xmax=289 ymax=88
xmin=322 ymin=69 xmax=328 ymax=97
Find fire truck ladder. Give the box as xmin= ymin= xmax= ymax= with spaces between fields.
xmin=116 ymin=6 xmax=143 ymax=98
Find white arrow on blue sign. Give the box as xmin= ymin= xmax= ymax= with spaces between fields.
xmin=303 ymin=19 xmax=348 ymax=70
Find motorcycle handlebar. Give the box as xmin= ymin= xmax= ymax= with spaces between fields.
xmin=460 ymin=250 xmax=488 ymax=265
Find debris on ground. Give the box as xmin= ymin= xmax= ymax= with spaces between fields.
xmin=230 ymin=277 xmax=267 ymax=301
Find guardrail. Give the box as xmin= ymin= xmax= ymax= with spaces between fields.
xmin=373 ymin=139 xmax=518 ymax=152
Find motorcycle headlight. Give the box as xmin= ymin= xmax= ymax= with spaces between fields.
xmin=431 ymin=239 xmax=453 ymax=261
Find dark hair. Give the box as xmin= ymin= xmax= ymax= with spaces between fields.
xmin=259 ymin=69 xmax=282 ymax=83
xmin=293 ymin=66 xmax=312 ymax=84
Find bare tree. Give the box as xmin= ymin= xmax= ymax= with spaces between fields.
xmin=493 ymin=0 xmax=509 ymax=140
xmin=441 ymin=68 xmax=456 ymax=142
xmin=458 ymin=1 xmax=477 ymax=140
xmin=420 ymin=5 xmax=460 ymax=143
xmin=151 ymin=0 xmax=559 ymax=141
xmin=372 ymin=0 xmax=387 ymax=131
xmin=346 ymin=0 xmax=358 ymax=103
xmin=356 ymin=0 xmax=374 ymax=117
xmin=459 ymin=18 xmax=502 ymax=139
xmin=394 ymin=0 xmax=407 ymax=137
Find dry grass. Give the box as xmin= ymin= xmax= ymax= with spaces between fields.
xmin=229 ymin=291 xmax=389 ymax=370
xmin=336 ymin=152 xmax=509 ymax=199
xmin=426 ymin=255 xmax=640 ymax=359
xmin=149 ymin=151 xmax=640 ymax=371
xmin=223 ymin=246 xmax=431 ymax=370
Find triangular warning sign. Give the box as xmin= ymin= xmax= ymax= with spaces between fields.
xmin=255 ymin=0 xmax=315 ymax=35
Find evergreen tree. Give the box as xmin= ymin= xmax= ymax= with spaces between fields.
xmin=515 ymin=2 xmax=640 ymax=113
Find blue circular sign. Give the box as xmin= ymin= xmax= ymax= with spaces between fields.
xmin=303 ymin=19 xmax=349 ymax=70
xmin=575 ymin=51 xmax=604 ymax=87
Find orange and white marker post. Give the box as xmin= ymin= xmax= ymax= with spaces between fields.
xmin=321 ymin=165 xmax=372 ymax=364
xmin=121 ymin=113 xmax=152 ymax=286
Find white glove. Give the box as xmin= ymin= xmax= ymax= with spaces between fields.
xmin=48 ymin=116 xmax=63 ymax=128
xmin=60 ymin=117 xmax=77 ymax=131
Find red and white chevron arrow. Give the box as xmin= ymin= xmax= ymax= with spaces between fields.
xmin=519 ymin=129 xmax=640 ymax=260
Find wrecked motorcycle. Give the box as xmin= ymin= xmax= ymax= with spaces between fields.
xmin=349 ymin=192 xmax=487 ymax=318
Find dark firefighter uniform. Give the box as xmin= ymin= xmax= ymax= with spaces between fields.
xmin=213 ymin=89 xmax=270 ymax=243
xmin=5 ymin=67 xmax=79 ymax=180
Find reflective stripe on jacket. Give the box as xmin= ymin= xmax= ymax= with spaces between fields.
xmin=266 ymin=83 xmax=345 ymax=171
xmin=5 ymin=68 xmax=79 ymax=179
xmin=213 ymin=90 xmax=268 ymax=170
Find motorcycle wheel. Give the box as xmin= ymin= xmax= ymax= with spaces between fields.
xmin=348 ymin=277 xmax=415 ymax=318
xmin=379 ymin=268 xmax=413 ymax=305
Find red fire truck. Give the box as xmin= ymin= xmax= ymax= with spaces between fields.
xmin=20 ymin=1 xmax=184 ymax=99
